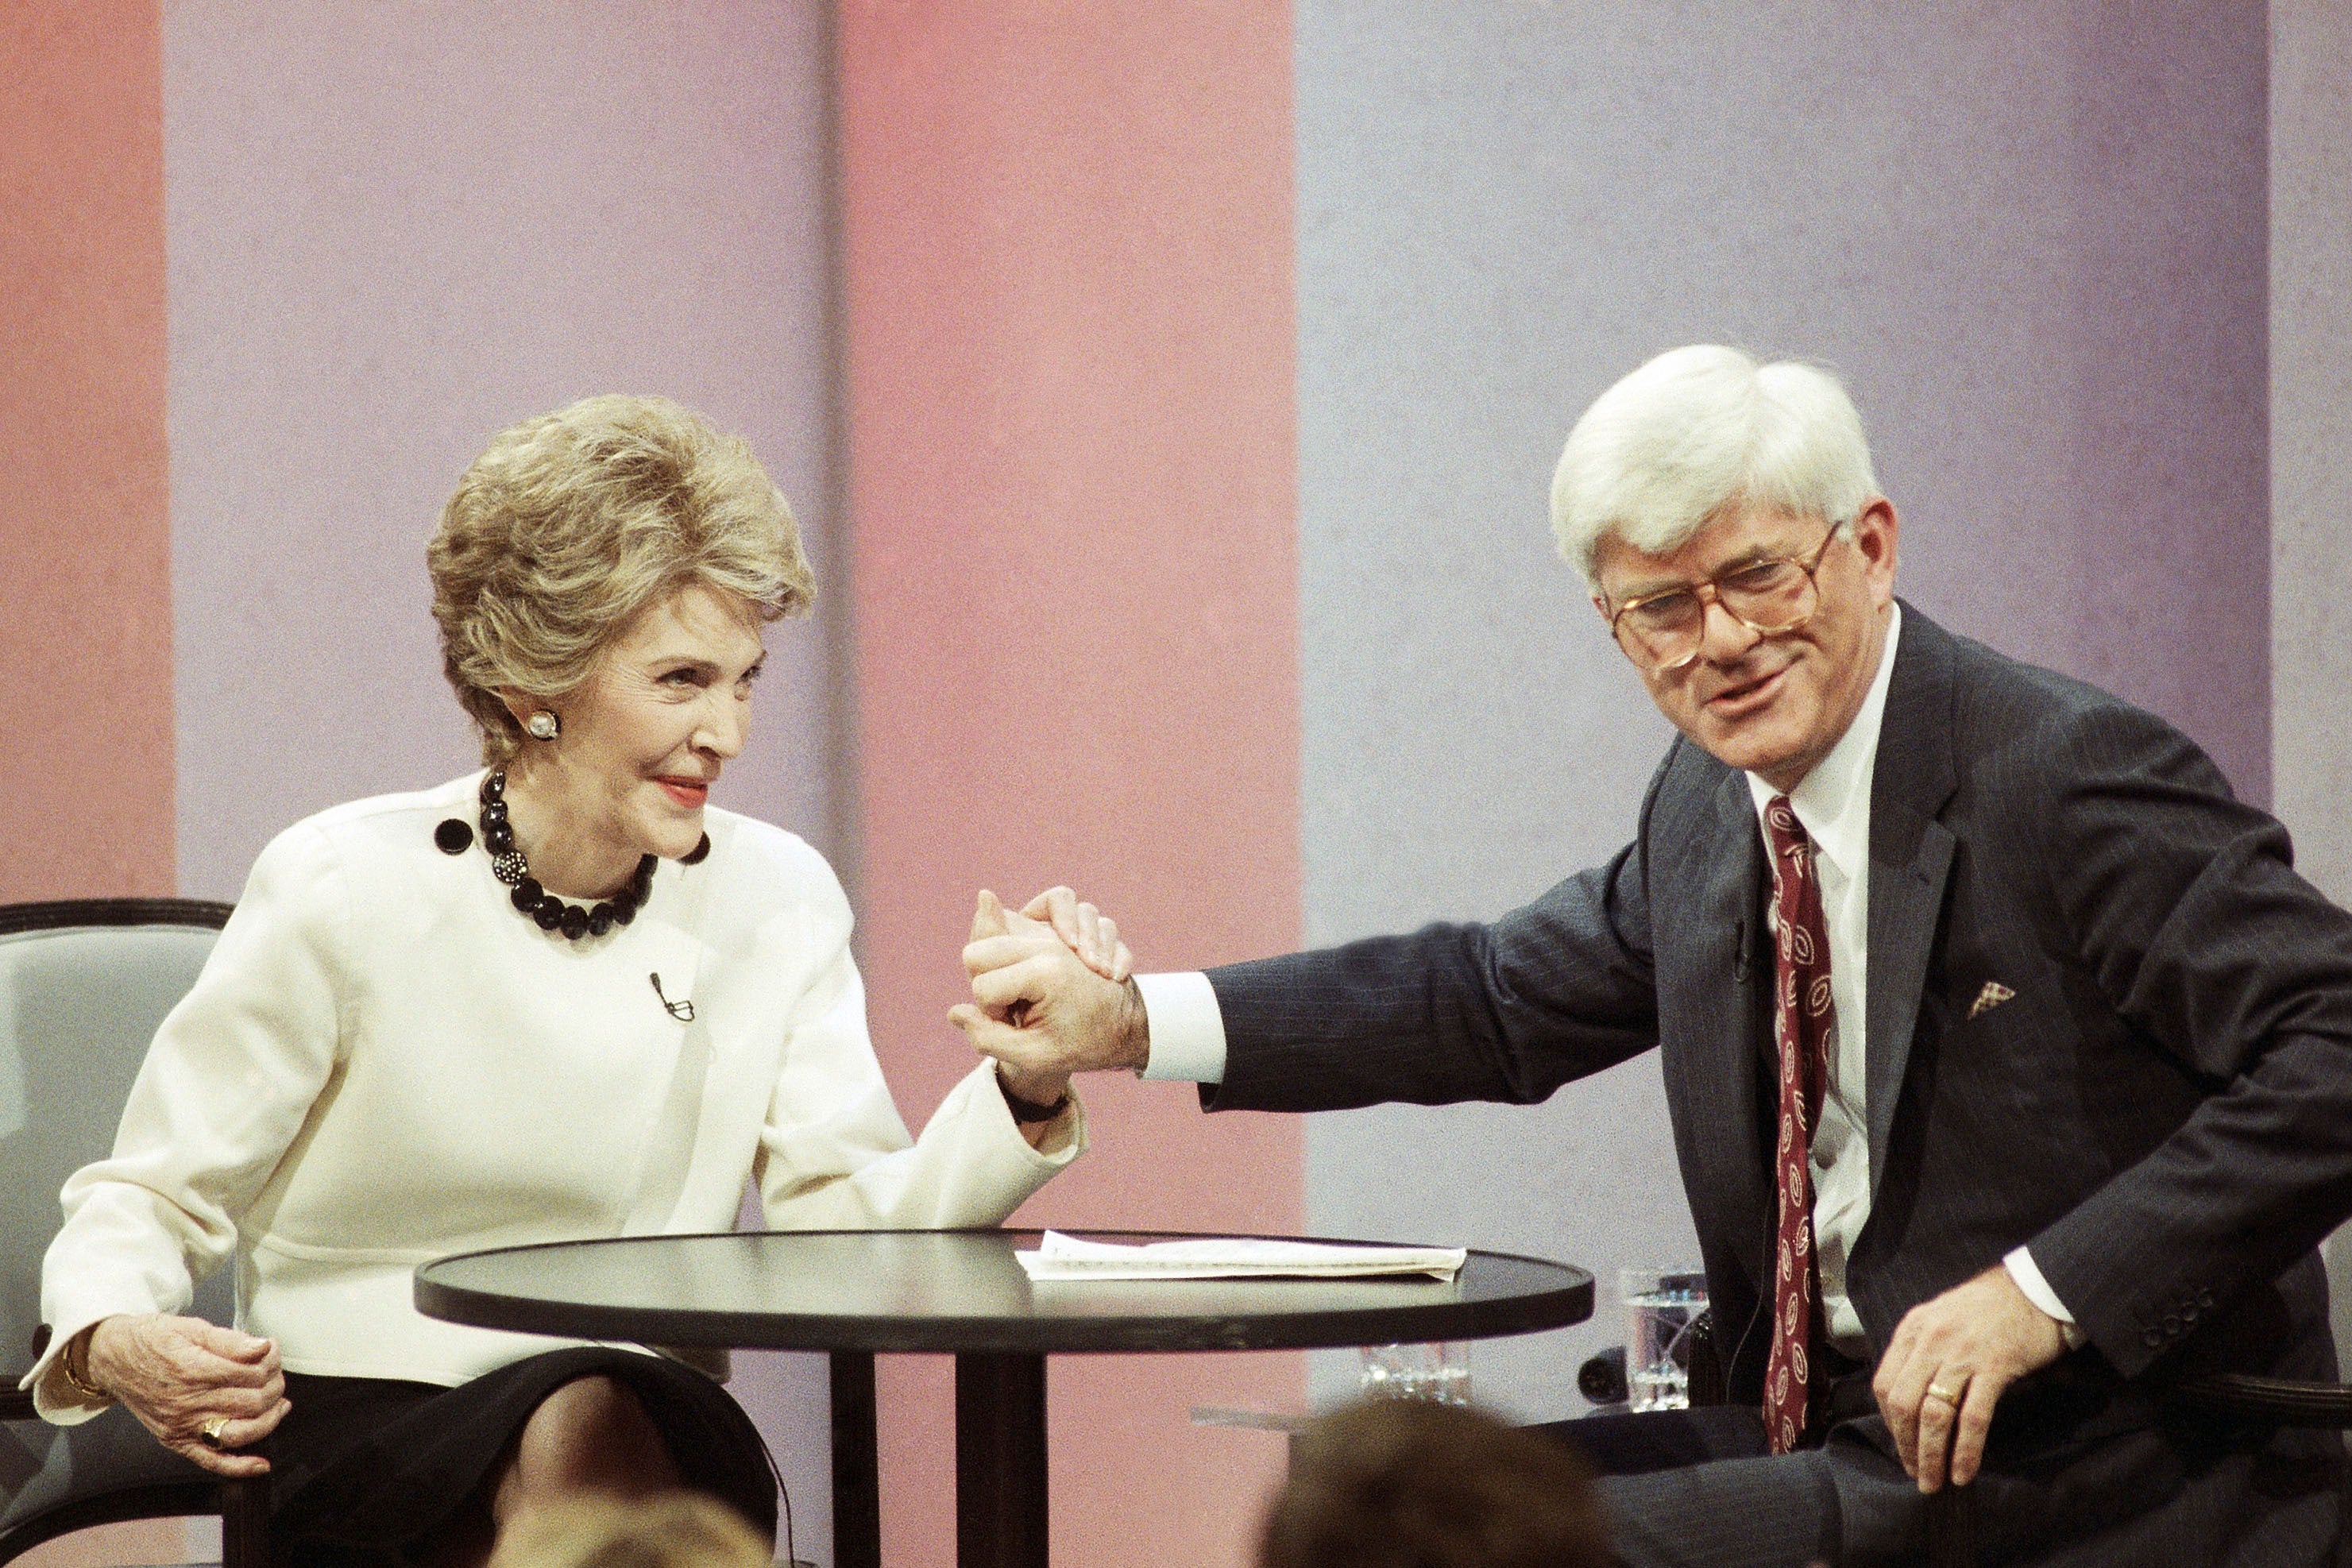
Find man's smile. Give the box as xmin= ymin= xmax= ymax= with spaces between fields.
xmin=1701 ymin=662 xmax=1790 ymax=718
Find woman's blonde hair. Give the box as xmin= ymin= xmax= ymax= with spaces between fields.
xmin=485 ymin=1492 xmax=770 ymax=1568
xmin=429 ymin=394 xmax=813 ymax=763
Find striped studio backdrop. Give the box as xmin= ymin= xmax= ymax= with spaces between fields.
xmin=7 ymin=3 xmax=2346 ymax=1564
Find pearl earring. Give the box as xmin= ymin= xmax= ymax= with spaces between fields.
xmin=525 ymin=710 xmax=561 ymax=740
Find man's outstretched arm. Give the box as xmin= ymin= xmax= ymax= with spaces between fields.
xmin=955 ymin=835 xmax=1666 ymax=1118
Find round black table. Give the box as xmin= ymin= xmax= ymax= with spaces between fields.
xmin=415 ymin=1230 xmax=1591 ymax=1568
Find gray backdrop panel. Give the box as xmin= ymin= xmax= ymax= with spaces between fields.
xmin=1293 ymin=0 xmax=2269 ymax=1416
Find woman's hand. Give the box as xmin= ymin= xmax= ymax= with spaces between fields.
xmin=951 ymin=890 xmax=1152 ymax=1088
xmin=82 ymin=1313 xmax=290 ymax=1477
xmin=956 ymin=894 xmax=1079 ymax=1108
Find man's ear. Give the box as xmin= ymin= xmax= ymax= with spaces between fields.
xmin=1852 ymin=497 xmax=1900 ymax=603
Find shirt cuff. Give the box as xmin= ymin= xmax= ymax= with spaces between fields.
xmin=23 ymin=1318 xmax=114 ymax=1424
xmin=2003 ymin=1245 xmax=2087 ymax=1350
xmin=1134 ymin=971 xmax=1227 ymax=1083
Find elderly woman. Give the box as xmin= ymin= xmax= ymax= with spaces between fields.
xmin=24 ymin=396 xmax=1112 ymax=1566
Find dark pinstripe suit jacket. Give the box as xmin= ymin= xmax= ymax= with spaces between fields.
xmin=1203 ymin=605 xmax=2351 ymax=1556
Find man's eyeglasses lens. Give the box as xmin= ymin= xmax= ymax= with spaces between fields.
xmin=1615 ymin=560 xmax=1818 ymax=670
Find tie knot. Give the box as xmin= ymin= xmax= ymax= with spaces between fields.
xmin=1764 ymin=795 xmax=1809 ymax=859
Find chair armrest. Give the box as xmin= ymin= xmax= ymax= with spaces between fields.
xmin=2172 ymin=1373 xmax=2352 ymax=1428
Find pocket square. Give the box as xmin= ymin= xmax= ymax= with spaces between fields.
xmin=1967 ymin=980 xmax=2016 ymax=1021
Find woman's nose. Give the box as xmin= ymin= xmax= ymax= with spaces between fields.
xmin=697 ymin=691 xmax=749 ymax=758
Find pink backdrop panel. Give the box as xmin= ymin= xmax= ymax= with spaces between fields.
xmin=0 ymin=2 xmax=174 ymax=905
xmin=839 ymin=2 xmax=1304 ymax=1562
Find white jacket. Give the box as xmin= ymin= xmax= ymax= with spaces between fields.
xmin=28 ymin=774 xmax=1082 ymax=1419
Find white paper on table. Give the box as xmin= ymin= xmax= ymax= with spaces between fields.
xmin=1014 ymin=1230 xmax=1468 ymax=1282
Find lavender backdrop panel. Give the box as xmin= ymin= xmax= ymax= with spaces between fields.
xmin=165 ymin=0 xmax=848 ymax=894
xmin=2271 ymin=0 xmax=2352 ymax=894
xmin=1295 ymin=0 xmax=2268 ymax=1415
xmin=2268 ymin=0 xmax=2352 ymax=1380
xmin=164 ymin=2 xmax=843 ymax=1554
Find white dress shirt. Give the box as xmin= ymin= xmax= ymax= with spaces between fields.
xmin=1740 ymin=605 xmax=1899 ymax=1351
xmin=1137 ymin=603 xmax=2078 ymax=1349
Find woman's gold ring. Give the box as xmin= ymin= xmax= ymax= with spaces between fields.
xmin=200 ymin=1416 xmax=230 ymax=1450
xmin=1925 ymin=1377 xmax=1968 ymax=1407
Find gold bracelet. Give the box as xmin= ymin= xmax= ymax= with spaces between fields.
xmin=59 ymin=1329 xmax=108 ymax=1403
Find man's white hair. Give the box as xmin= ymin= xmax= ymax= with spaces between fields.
xmin=1551 ymin=345 xmax=1879 ymax=590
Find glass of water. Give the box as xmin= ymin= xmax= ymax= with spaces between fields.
xmin=1358 ymin=1342 xmax=1470 ymax=1405
xmin=1619 ymin=1269 xmax=1707 ymax=1412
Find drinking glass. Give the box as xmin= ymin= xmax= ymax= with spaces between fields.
xmin=1619 ymin=1268 xmax=1707 ymax=1412
xmin=1358 ymin=1342 xmax=1470 ymax=1405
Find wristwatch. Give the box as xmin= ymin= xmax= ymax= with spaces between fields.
xmin=996 ymin=1068 xmax=1071 ymax=1125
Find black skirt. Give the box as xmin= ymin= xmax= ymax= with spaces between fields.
xmin=259 ymin=1347 xmax=777 ymax=1568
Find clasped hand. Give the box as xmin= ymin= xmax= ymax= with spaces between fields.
xmin=83 ymin=1312 xmax=289 ymax=1477
xmin=949 ymin=887 xmax=1150 ymax=1091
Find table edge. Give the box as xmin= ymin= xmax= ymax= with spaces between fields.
xmin=412 ymin=1230 xmax=1594 ymax=1355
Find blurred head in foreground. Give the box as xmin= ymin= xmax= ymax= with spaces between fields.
xmin=487 ymin=1490 xmax=773 ymax=1568
xmin=1260 ymin=1400 xmax=1610 ymax=1568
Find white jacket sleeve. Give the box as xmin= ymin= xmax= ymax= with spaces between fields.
xmin=754 ymin=871 xmax=1083 ymax=1231
xmin=26 ymin=823 xmax=350 ymax=1421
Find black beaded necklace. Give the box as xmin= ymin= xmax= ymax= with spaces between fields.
xmin=478 ymin=770 xmax=654 ymax=940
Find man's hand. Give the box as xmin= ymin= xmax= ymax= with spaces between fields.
xmin=1872 ymin=1265 xmax=2066 ymax=1493
xmin=1020 ymin=886 xmax=1133 ymax=986
xmin=83 ymin=1313 xmax=289 ymax=1477
xmin=949 ymin=889 xmax=1152 ymax=1084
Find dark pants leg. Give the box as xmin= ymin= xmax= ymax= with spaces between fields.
xmin=1539 ymin=1407 xmax=1848 ymax=1568
xmin=1543 ymin=1395 xmax=2348 ymax=1568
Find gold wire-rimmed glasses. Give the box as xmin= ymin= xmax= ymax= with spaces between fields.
xmin=1603 ymin=525 xmax=1844 ymax=673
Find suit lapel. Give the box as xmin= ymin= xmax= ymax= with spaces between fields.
xmin=1674 ymin=766 xmax=1775 ymax=1282
xmin=1863 ymin=608 xmax=1959 ymax=1197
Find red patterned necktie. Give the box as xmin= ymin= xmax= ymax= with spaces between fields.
xmin=1762 ymin=794 xmax=1833 ymax=1454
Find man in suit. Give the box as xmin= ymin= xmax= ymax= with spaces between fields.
xmin=952 ymin=346 xmax=2352 ymax=1565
